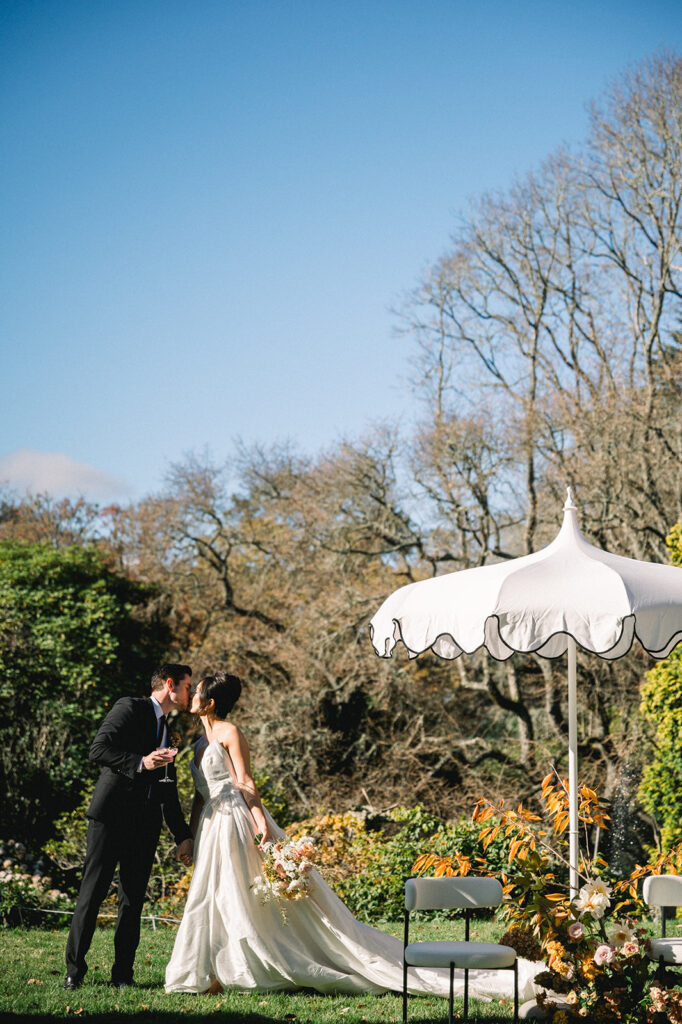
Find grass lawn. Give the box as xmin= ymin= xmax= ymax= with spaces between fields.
xmin=0 ymin=919 xmax=521 ymax=1022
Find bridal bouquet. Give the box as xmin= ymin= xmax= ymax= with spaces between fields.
xmin=251 ymin=836 xmax=318 ymax=910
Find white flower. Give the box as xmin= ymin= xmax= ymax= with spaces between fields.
xmin=573 ymin=878 xmax=611 ymax=919
xmin=608 ymin=920 xmax=635 ymax=945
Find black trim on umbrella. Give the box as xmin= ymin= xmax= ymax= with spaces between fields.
xmin=371 ymin=615 xmax=682 ymax=664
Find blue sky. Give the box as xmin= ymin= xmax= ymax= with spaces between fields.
xmin=2 ymin=0 xmax=680 ymax=501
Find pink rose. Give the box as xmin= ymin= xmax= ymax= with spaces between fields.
xmin=568 ymin=922 xmax=585 ymax=940
xmin=594 ymin=943 xmax=615 ymax=966
xmin=622 ymin=941 xmax=639 ymax=957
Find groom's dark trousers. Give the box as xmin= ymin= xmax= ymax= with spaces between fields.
xmin=65 ymin=696 xmax=192 ymax=985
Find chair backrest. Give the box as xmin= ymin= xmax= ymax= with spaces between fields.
xmin=405 ymin=876 xmax=503 ymax=911
xmin=643 ymin=874 xmax=682 ymax=908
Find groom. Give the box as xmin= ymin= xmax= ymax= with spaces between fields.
xmin=64 ymin=663 xmax=195 ymax=990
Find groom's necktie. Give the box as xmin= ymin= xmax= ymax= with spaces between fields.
xmin=157 ymin=714 xmax=167 ymax=748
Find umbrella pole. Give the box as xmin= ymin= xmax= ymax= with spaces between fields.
xmin=567 ymin=636 xmax=579 ymax=899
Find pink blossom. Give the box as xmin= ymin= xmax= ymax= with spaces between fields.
xmin=567 ymin=922 xmax=584 ymax=940
xmin=649 ymin=985 xmax=667 ymax=1012
xmin=593 ymin=943 xmax=615 ymax=966
xmin=621 ymin=941 xmax=639 ymax=957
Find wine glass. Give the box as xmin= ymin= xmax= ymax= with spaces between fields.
xmin=159 ymin=732 xmax=181 ymax=784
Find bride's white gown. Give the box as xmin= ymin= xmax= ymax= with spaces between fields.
xmin=165 ymin=739 xmax=539 ymax=999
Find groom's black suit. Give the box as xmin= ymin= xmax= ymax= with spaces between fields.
xmin=65 ymin=696 xmax=192 ymax=985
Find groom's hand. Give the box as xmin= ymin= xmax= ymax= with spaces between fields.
xmin=142 ymin=748 xmax=174 ymax=771
xmin=175 ymin=838 xmax=193 ymax=867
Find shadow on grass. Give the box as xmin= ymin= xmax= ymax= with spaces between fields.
xmin=0 ymin=993 xmax=520 ymax=1024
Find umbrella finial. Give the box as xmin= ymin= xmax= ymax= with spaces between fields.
xmin=564 ymin=487 xmax=577 ymax=510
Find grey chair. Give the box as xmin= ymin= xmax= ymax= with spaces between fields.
xmin=643 ymin=874 xmax=682 ymax=968
xmin=403 ymin=876 xmax=518 ymax=1024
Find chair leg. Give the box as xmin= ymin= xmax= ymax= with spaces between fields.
xmin=448 ymin=963 xmax=454 ymax=1024
xmin=464 ymin=966 xmax=469 ymax=1021
xmin=402 ymin=961 xmax=408 ymax=1024
xmin=513 ymin=959 xmax=518 ymax=1024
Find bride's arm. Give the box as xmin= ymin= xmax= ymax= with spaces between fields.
xmin=223 ymin=725 xmax=270 ymax=843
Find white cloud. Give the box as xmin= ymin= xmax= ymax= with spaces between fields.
xmin=0 ymin=449 xmax=133 ymax=502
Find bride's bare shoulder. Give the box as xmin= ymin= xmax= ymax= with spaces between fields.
xmin=216 ymin=721 xmax=246 ymax=749
xmin=217 ymin=720 xmax=239 ymax=740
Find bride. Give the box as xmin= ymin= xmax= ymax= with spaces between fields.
xmin=165 ymin=671 xmax=539 ymax=1000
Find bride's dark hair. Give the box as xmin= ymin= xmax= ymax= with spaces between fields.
xmin=198 ymin=671 xmax=242 ymax=719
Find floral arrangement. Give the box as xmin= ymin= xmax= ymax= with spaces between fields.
xmin=412 ymin=771 xmax=682 ymax=1022
xmin=251 ymin=835 xmax=318 ymax=917
xmin=533 ymin=880 xmax=680 ymax=1022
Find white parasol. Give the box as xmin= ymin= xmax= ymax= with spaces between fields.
xmin=370 ymin=489 xmax=682 ymax=894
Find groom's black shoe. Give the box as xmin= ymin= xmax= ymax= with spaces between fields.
xmin=110 ymin=979 xmax=133 ymax=990
xmin=63 ymin=976 xmax=82 ymax=990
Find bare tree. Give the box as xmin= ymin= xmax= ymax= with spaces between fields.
xmin=405 ymin=54 xmax=682 ymax=565
xmin=399 ymin=52 xmax=682 ymax=804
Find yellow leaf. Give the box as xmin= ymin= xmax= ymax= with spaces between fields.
xmin=508 ymin=838 xmax=522 ymax=862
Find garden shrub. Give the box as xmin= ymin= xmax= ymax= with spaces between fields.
xmin=288 ymin=805 xmax=510 ymax=922
xmin=0 ymin=838 xmax=72 ymax=927
xmin=639 ymin=522 xmax=682 ymax=850
xmin=0 ymin=540 xmax=171 ymax=846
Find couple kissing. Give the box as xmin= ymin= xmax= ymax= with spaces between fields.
xmin=65 ymin=663 xmax=539 ymax=1001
